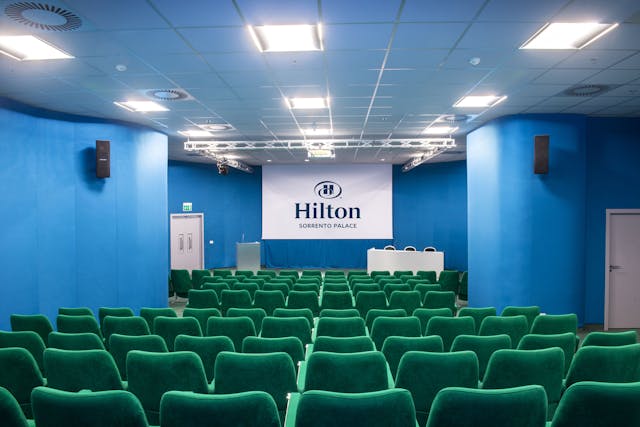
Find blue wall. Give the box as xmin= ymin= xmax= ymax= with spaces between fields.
xmin=0 ymin=100 xmax=168 ymax=329
xmin=467 ymin=115 xmax=587 ymax=318
xmin=584 ymin=117 xmax=640 ymax=324
xmin=168 ymin=160 xmax=468 ymax=270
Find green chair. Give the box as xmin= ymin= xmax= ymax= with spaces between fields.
xmin=174 ymin=335 xmax=234 ymax=383
xmin=325 ymin=271 xmax=346 ymax=278
xmin=382 ymin=283 xmax=410 ymax=299
xmin=220 ymin=290 xmax=253 ymax=315
xmin=319 ymin=308 xmax=360 ymax=318
xmin=347 ymin=271 xmax=369 ymax=281
xmin=438 ymin=270 xmax=460 ymax=294
xmin=370 ymin=271 xmax=391 ymax=280
xmin=268 ymin=277 xmax=294 ymax=288
xmin=370 ymin=316 xmax=422 ymax=350
xmin=190 ymin=269 xmax=211 ymax=290
xmin=417 ymin=270 xmax=437 ymax=283
xmin=399 ymin=274 xmax=421 ymax=283
xmin=0 ymin=330 xmax=46 ymax=372
xmin=108 ymin=334 xmax=167 ymax=380
xmin=56 ymin=315 xmax=103 ymax=339
xmin=31 ymin=387 xmax=148 ymax=427
xmin=59 ymin=307 xmax=94 ymax=316
xmin=302 ymin=270 xmax=322 ymax=278
xmin=256 ymin=270 xmax=278 ymax=279
xmin=479 ymin=315 xmax=529 ymax=348
xmin=44 ymin=348 xmax=123 ymax=392
xmin=102 ymin=316 xmax=150 ymax=347
xmin=565 ymin=343 xmax=640 ymax=388
xmin=395 ymin=350 xmax=479 ymax=425
xmin=288 ymin=389 xmax=416 ymax=427
xmin=139 ymin=308 xmax=176 ymax=333
xmin=0 ymin=347 xmax=44 ymax=418
xmin=279 ymin=270 xmax=299 ymax=281
xmin=0 ymin=386 xmax=30 ymax=427
xmin=458 ymin=271 xmax=468 ymax=300
xmin=260 ymin=316 xmax=312 ymax=345
xmin=501 ymin=306 xmax=540 ymax=332
xmin=388 ymin=290 xmax=422 ymax=315
xmin=364 ymin=309 xmax=407 ymax=331
xmin=426 ymin=385 xmax=547 ymax=427
xmin=242 ymin=336 xmax=305 ymax=369
xmin=98 ymin=307 xmax=134 ymax=330
xmin=253 ymin=290 xmax=286 ymax=315
xmin=186 ymin=290 xmax=220 ymax=309
xmin=272 ymin=308 xmax=314 ymax=328
xmin=286 ymin=291 xmax=320 ymax=316
xmin=393 ymin=270 xmax=413 ymax=279
xmin=293 ymin=283 xmax=320 ymax=294
xmin=381 ymin=335 xmax=443 ymax=378
xmin=126 ymin=350 xmax=209 ymax=424
xmin=517 ymin=332 xmax=576 ymax=375
xmin=413 ymin=308 xmax=453 ymax=335
xmin=153 ymin=316 xmax=201 ymax=351
xmin=350 ymin=277 xmax=375 ymax=288
xmin=451 ymin=334 xmax=512 ymax=379
xmin=160 ymin=390 xmax=280 ymax=427
xmin=201 ymin=282 xmax=231 ymax=299
xmin=182 ymin=308 xmax=221 ymax=334
xmin=220 ymin=277 xmax=240 ymax=286
xmin=10 ymin=314 xmax=53 ymax=347
xmin=425 ymin=316 xmax=476 ymax=351
xmin=315 ymin=317 xmax=366 ymax=338
xmin=458 ymin=307 xmax=497 ymax=334
xmin=263 ymin=283 xmax=290 ymax=298
xmin=213 ymin=269 xmax=233 ymax=277
xmin=297 ymin=277 xmax=321 ymax=286
xmin=530 ymin=314 xmax=578 ymax=335
xmin=235 ymin=270 xmax=254 ymax=279
xmin=320 ymin=291 xmax=354 ymax=311
xmin=549 ymin=381 xmax=640 ymax=427
xmin=227 ymin=308 xmax=267 ymax=334
xmin=413 ymin=284 xmax=442 ymax=301
xmin=233 ymin=282 xmax=260 ymax=299
xmin=214 ymin=351 xmax=297 ymax=422
xmin=355 ymin=291 xmax=388 ymax=318
xmin=48 ymin=332 xmax=105 ymax=350
xmin=581 ymin=330 xmax=638 ymax=347
xmin=322 ymin=283 xmax=350 ymax=293
xmin=352 ymin=283 xmax=380 ymax=297
xmin=170 ymin=269 xmax=192 ymax=299
xmin=201 ymin=276 xmax=223 ymax=285
xmin=301 ymin=351 xmax=391 ymax=393
xmin=206 ymin=316 xmax=255 ymax=351
xmin=482 ymin=348 xmax=564 ymax=418
xmin=423 ymin=291 xmax=456 ymax=313
xmin=312 ymin=336 xmax=375 ymax=353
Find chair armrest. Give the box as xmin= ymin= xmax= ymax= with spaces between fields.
xmin=297 ymin=361 xmax=307 ymax=391
xmin=284 ymin=392 xmax=302 ymax=427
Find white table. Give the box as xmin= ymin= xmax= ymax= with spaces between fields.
xmin=367 ymin=248 xmax=444 ymax=275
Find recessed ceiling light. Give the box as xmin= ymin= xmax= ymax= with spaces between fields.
xmin=287 ymin=97 xmax=329 ymax=109
xmin=423 ymin=126 xmax=459 ymax=135
xmin=453 ymin=95 xmax=507 ymax=108
xmin=304 ymin=159 xmax=310 ymax=162
xmin=267 ymin=159 xmax=272 ymax=162
xmin=302 ymin=127 xmax=333 ymax=136
xmin=0 ymin=35 xmax=73 ymax=61
xmin=520 ymin=22 xmax=618 ymax=50
xmin=248 ymin=24 xmax=323 ymax=52
xmin=307 ymin=148 xmax=335 ymax=158
xmin=179 ymin=130 xmax=212 ymax=138
xmin=198 ymin=123 xmax=233 ymax=132
xmin=114 ymin=101 xmax=169 ymax=113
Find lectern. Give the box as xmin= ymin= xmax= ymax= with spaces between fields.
xmin=236 ymin=242 xmax=261 ymax=271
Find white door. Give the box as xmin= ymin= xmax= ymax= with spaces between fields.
xmin=605 ymin=210 xmax=640 ymax=329
xmin=170 ymin=214 xmax=204 ymax=271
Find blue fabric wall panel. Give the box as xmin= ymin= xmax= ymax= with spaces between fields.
xmin=584 ymin=118 xmax=640 ymax=324
xmin=467 ymin=115 xmax=587 ymax=319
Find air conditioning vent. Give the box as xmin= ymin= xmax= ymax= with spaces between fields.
xmin=5 ymin=2 xmax=81 ymax=31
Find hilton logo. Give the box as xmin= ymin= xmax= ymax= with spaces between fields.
xmin=314 ymin=181 xmax=342 ymax=199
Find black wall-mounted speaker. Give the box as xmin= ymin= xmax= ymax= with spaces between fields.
xmin=534 ymin=135 xmax=549 ymax=174
xmin=96 ymin=140 xmax=110 ymax=178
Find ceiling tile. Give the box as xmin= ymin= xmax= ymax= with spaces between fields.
xmin=151 ymin=0 xmax=244 ymax=27
xmin=321 ymin=0 xmax=401 ymax=23
xmin=458 ymin=22 xmax=543 ymax=49
xmin=478 ymin=0 xmax=568 ymax=22
xmin=534 ymin=68 xmax=599 ymax=84
xmin=114 ymin=29 xmax=193 ymax=55
xmin=393 ymin=23 xmax=467 ymax=49
xmin=556 ymin=50 xmax=638 ymax=69
xmin=400 ymin=0 xmax=485 ymax=22
xmin=236 ymin=0 xmax=318 ymax=25
xmin=583 ymin=69 xmax=640 ymax=84
xmin=63 ymin=0 xmax=169 ymax=30
xmin=324 ymin=23 xmax=394 ymax=50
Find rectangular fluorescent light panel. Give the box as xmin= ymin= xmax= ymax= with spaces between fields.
xmin=0 ymin=35 xmax=73 ymax=60
xmin=307 ymin=148 xmax=335 ymax=158
xmin=287 ymin=97 xmax=329 ymax=109
xmin=521 ymin=22 xmax=618 ymax=50
xmin=423 ymin=126 xmax=458 ymax=135
xmin=179 ymin=130 xmax=212 ymax=138
xmin=249 ymin=24 xmax=322 ymax=52
xmin=454 ymin=95 xmax=507 ymax=108
xmin=114 ymin=101 xmax=169 ymax=113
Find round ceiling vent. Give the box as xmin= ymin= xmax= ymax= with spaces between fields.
xmin=440 ymin=114 xmax=470 ymax=123
xmin=5 ymin=2 xmax=81 ymax=31
xmin=563 ymin=84 xmax=610 ymax=97
xmin=146 ymin=89 xmax=189 ymax=101
xmin=198 ymin=123 xmax=233 ymax=131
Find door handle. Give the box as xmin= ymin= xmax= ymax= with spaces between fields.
xmin=188 ymin=233 xmax=193 ymax=252
xmin=609 ymin=265 xmax=623 ymax=272
xmin=179 ymin=234 xmax=184 ymax=252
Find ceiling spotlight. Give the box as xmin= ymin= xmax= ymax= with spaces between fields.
xmin=468 ymin=57 xmax=481 ymax=66
xmin=248 ymin=24 xmax=323 ymax=52
xmin=521 ymin=22 xmax=618 ymax=50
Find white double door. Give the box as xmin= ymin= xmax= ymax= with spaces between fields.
xmin=170 ymin=214 xmax=204 ymax=271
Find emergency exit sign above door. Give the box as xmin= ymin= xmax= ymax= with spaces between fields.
xmin=182 ymin=202 xmax=192 ymax=212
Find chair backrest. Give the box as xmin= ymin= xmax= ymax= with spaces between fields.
xmin=501 ymin=306 xmax=540 ymax=332
xmin=190 ymin=269 xmax=212 ymax=290
xmin=279 ymin=270 xmax=299 ymax=280
xmin=412 ymin=283 xmax=442 ymax=301
xmin=253 ymin=290 xmax=286 ymax=315
xmin=422 ymin=291 xmax=456 ymax=313
xmin=235 ymin=269 xmax=255 ymax=279
xmin=182 ymin=307 xmax=221 ymax=334
xmin=213 ymin=269 xmax=233 ymax=277
xmin=312 ymin=336 xmax=376 ymax=353
xmin=403 ymin=246 xmax=416 ymax=251
xmin=0 ymin=347 xmax=44 ymax=418
xmin=48 ymin=332 xmax=105 ymax=350
xmin=206 ymin=316 xmax=256 ymax=351
xmin=304 ymin=351 xmax=390 ymax=393
xmin=293 ymin=283 xmax=320 ymax=294
xmin=426 ymin=385 xmax=547 ymax=427
xmin=382 ymin=282 xmax=409 ymax=299
xmin=202 ymin=282 xmax=231 ymax=299
xmin=355 ymin=291 xmax=388 ymax=318
xmin=242 ymin=336 xmax=305 ymax=367
xmin=174 ymin=335 xmax=234 ymax=382
xmin=260 ymin=316 xmax=312 ymax=344
xmin=413 ymin=308 xmax=453 ymax=334
xmin=517 ymin=332 xmax=576 ymax=375
xmin=388 ymin=290 xmax=422 ymax=315
xmin=0 ymin=385 xmax=29 ymax=427
xmin=262 ymin=283 xmax=289 ymax=298
xmin=364 ymin=308 xmax=406 ymax=331
xmin=31 ymin=387 xmax=149 ymax=427
xmin=425 ymin=316 xmax=476 ymax=351
xmin=479 ymin=315 xmax=529 ymax=348
xmin=483 ymin=348 xmax=565 ymax=406
xmin=214 ymin=351 xmax=297 ymax=413
xmin=320 ymin=291 xmax=354 ymax=310
xmin=581 ymin=330 xmax=637 ymax=347
xmin=286 ymin=291 xmax=320 ymax=316
xmin=160 ymin=390 xmax=280 ymax=427
xmin=316 ymin=317 xmax=366 ymax=338
xmin=458 ymin=307 xmax=497 ymax=334
xmin=565 ymin=343 xmax=640 ymax=388
xmin=549 ymin=381 xmax=640 ymax=427
xmin=126 ymin=350 xmax=208 ymax=424
xmin=56 ymin=314 xmax=103 ymax=339
xmin=108 ymin=334 xmax=168 ymax=380
xmin=98 ymin=307 xmax=135 ymax=329
xmin=10 ymin=314 xmax=53 ymax=347
xmin=417 ymin=270 xmax=437 ymax=282
xmin=381 ymin=335 xmax=443 ymax=378
xmin=43 ymin=348 xmax=123 ymax=392
xmin=256 ymin=270 xmax=277 ymax=278
xmin=383 ymin=245 xmax=396 ymax=250
xmin=371 ymin=316 xmax=422 ymax=350
xmin=272 ymin=308 xmax=313 ymax=327
xmin=292 ymin=389 xmax=416 ymax=427
xmin=352 ymin=283 xmax=380 ymax=297
xmin=319 ymin=308 xmax=360 ymax=318
xmin=437 ymin=270 xmax=459 ymax=293
xmin=170 ymin=269 xmax=192 ymax=295
xmin=102 ymin=316 xmax=150 ymax=345
xmin=322 ymin=283 xmax=350 ymax=292
xmin=395 ymin=350 xmax=479 ymax=425
xmin=153 ymin=316 xmax=202 ymax=351
xmin=451 ymin=334 xmax=512 ymax=379
xmin=0 ymin=330 xmax=46 ymax=372
xmin=530 ymin=314 xmax=577 ymax=335
xmin=220 ymin=289 xmax=253 ymax=315
xmin=232 ymin=282 xmax=260 ymax=298
xmin=227 ymin=308 xmax=267 ymax=334
xmin=186 ymin=289 xmax=220 ymax=309
xmin=139 ymin=308 xmax=176 ymax=333
xmin=59 ymin=307 xmax=94 ymax=316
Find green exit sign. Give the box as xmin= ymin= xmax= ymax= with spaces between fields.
xmin=182 ymin=202 xmax=192 ymax=212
